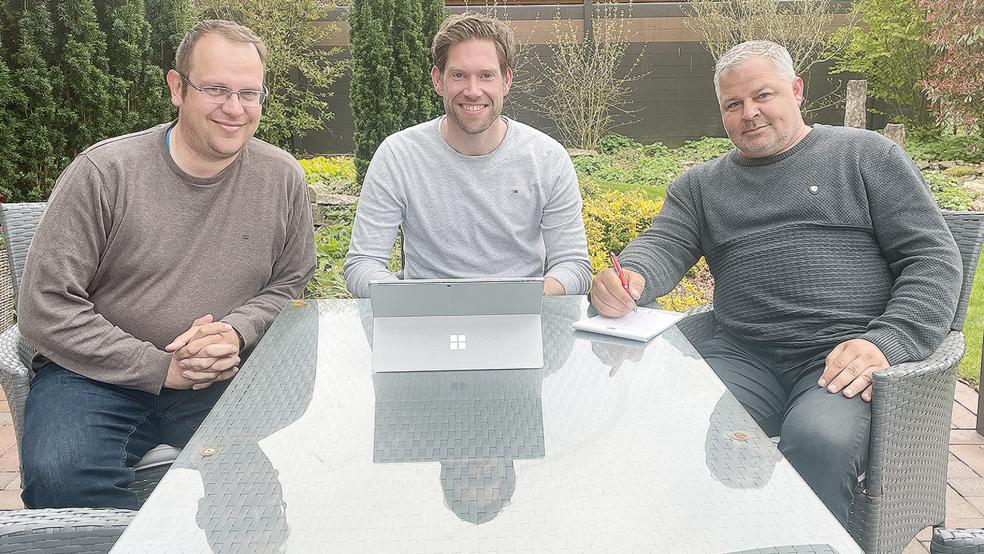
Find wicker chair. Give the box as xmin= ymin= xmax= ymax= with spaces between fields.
xmin=0 ymin=202 xmax=179 ymax=501
xmin=0 ymin=508 xmax=133 ymax=554
xmin=931 ymin=528 xmax=984 ymax=553
xmin=677 ymin=210 xmax=984 ymax=554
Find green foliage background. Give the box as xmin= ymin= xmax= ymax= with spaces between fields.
xmin=349 ymin=0 xmax=444 ymax=184
xmin=0 ymin=0 xmax=179 ymax=202
xmin=192 ymin=0 xmax=347 ymax=150
xmin=831 ymin=0 xmax=935 ymax=125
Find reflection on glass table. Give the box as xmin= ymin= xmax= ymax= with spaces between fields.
xmin=110 ymin=297 xmax=861 ymax=553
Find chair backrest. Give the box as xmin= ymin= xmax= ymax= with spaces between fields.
xmin=943 ymin=210 xmax=984 ymax=331
xmin=1 ymin=202 xmax=46 ymax=309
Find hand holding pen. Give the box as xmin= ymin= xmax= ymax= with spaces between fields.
xmin=589 ymin=253 xmax=644 ymax=318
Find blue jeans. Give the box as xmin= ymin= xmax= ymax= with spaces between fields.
xmin=693 ymin=330 xmax=871 ymax=527
xmin=20 ymin=363 xmax=230 ymax=509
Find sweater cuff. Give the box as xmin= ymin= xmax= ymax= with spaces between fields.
xmin=619 ymin=260 xmax=658 ymax=305
xmin=141 ymin=348 xmax=174 ymax=395
xmin=545 ymin=265 xmax=586 ymax=295
xmin=221 ymin=313 xmax=260 ymax=353
xmin=857 ymin=328 xmax=912 ymax=366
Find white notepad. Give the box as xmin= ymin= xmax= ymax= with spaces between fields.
xmin=572 ymin=306 xmax=686 ymax=341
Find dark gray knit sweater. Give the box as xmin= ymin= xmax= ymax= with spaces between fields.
xmin=618 ymin=124 xmax=962 ymax=365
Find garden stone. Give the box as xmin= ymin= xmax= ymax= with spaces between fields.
xmin=964 ymin=179 xmax=984 ymax=195
xmin=916 ymin=160 xmax=931 ymax=170
xmin=940 ymin=161 xmax=958 ymax=169
xmin=844 ymin=80 xmax=868 ymax=129
xmin=883 ymin=123 xmax=905 ymax=147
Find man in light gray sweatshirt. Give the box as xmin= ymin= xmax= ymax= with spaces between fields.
xmin=17 ymin=20 xmax=316 ymax=510
xmin=590 ymin=41 xmax=961 ymax=527
xmin=343 ymin=13 xmax=591 ymax=298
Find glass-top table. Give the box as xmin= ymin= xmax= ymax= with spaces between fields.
xmin=111 ymin=297 xmax=862 ymax=553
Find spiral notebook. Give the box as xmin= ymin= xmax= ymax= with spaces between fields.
xmin=572 ymin=306 xmax=685 ymax=341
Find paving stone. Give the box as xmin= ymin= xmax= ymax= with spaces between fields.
xmin=0 ymin=490 xmax=22 ymax=510
xmin=917 ymin=526 xmax=933 ymax=541
xmin=4 ymin=476 xmax=20 ymax=491
xmin=953 ymin=403 xmax=979 ymax=429
xmin=953 ymin=445 xmax=984 ymax=475
xmin=944 ymin=516 xmax=984 ymax=530
xmin=951 ymin=478 xmax=984 ymax=497
xmin=947 ymin=485 xmax=984 ymax=519
xmin=0 ymin=472 xmax=16 ymax=490
xmin=949 ymin=457 xmax=981 ymax=479
xmin=0 ymin=451 xmax=18 ymax=473
xmin=903 ymin=538 xmax=929 ymax=553
xmin=956 ymin=382 xmax=980 ymax=414
xmin=968 ymin=497 xmax=984 ymax=514
xmin=952 ymin=429 xmax=984 ymax=445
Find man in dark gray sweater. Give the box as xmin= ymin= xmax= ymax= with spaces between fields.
xmin=590 ymin=41 xmax=962 ymax=526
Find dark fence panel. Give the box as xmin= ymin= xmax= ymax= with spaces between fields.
xmin=298 ymin=1 xmax=879 ymax=154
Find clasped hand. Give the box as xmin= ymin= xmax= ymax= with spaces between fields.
xmin=163 ymin=314 xmax=241 ymax=390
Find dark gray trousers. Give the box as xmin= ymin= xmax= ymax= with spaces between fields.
xmin=692 ymin=329 xmax=871 ymax=527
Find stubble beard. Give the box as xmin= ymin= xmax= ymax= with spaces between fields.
xmin=444 ymin=95 xmax=499 ymax=136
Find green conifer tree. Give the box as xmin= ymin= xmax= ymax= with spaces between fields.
xmin=0 ymin=50 xmax=19 ymax=201
xmin=8 ymin=0 xmax=65 ymax=200
xmin=420 ymin=0 xmax=446 ymax=118
xmin=54 ymin=0 xmax=120 ymax=152
xmin=350 ymin=0 xmax=446 ymax=184
xmin=98 ymin=0 xmax=175 ymax=130
xmin=349 ymin=0 xmax=395 ymax=184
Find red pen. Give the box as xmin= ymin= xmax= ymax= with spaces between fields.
xmin=609 ymin=252 xmax=630 ymax=294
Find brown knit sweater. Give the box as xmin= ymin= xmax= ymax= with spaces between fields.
xmin=18 ymin=123 xmax=316 ymax=393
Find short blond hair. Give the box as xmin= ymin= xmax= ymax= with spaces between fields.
xmin=175 ymin=19 xmax=267 ymax=76
xmin=431 ymin=13 xmax=515 ymax=75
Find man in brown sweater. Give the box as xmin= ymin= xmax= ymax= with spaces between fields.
xmin=16 ymin=20 xmax=316 ymax=509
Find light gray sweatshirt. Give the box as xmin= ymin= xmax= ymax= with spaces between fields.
xmin=18 ymin=123 xmax=316 ymax=394
xmin=343 ymin=117 xmax=592 ymax=298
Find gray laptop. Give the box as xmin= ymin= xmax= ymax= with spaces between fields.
xmin=369 ymin=278 xmax=545 ymax=372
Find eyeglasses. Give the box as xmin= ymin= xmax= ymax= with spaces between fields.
xmin=177 ymin=71 xmax=268 ymax=107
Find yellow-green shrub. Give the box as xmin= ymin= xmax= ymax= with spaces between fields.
xmin=582 ymin=188 xmax=664 ymax=273
xmin=300 ymin=156 xmax=357 ymax=184
xmin=582 ymin=186 xmax=713 ymax=312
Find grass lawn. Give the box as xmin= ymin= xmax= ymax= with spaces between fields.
xmin=959 ymin=254 xmax=984 ymax=388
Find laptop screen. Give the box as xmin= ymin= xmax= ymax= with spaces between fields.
xmin=369 ymin=278 xmax=544 ymax=318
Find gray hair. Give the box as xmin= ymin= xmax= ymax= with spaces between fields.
xmin=713 ymin=40 xmax=796 ymax=98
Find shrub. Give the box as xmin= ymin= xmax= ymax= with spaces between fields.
xmin=906 ymin=131 xmax=984 ymax=163
xmin=193 ymin=0 xmax=346 ymax=150
xmin=598 ymin=133 xmax=642 ymax=155
xmin=925 ymin=171 xmax=975 ymax=210
xmin=299 ymin=156 xmax=357 ymax=185
xmin=581 ymin=188 xmax=664 ymax=273
xmin=672 ymin=137 xmax=734 ymax=163
xmin=831 ymin=0 xmax=934 ymax=124
xmin=304 ymin=221 xmax=354 ymax=299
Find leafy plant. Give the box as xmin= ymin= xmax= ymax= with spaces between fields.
xmin=598 ymin=133 xmax=642 ymax=155
xmin=919 ymin=0 xmax=984 ymax=127
xmin=349 ymin=0 xmax=443 ymax=183
xmin=522 ymin=4 xmax=645 ymax=149
xmin=925 ymin=171 xmax=975 ymax=210
xmin=672 ymin=137 xmax=734 ymax=163
xmin=193 ymin=0 xmax=347 ymax=150
xmin=831 ymin=0 xmax=934 ymax=124
xmin=906 ymin=131 xmax=984 ymax=163
xmin=299 ymin=156 xmax=357 ymax=185
xmin=304 ymin=221 xmax=354 ymax=299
